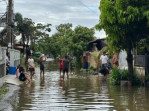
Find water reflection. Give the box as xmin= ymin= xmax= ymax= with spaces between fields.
xmin=40 ymin=76 xmax=45 ymax=87
xmin=11 ymin=61 xmax=149 ymax=111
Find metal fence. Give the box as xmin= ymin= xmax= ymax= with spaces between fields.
xmin=134 ymin=55 xmax=149 ymax=67
xmin=134 ymin=55 xmax=149 ymax=75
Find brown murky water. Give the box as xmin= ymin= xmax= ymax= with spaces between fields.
xmin=12 ymin=61 xmax=149 ymax=111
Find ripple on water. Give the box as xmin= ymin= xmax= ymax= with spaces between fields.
xmin=11 ymin=65 xmax=149 ymax=111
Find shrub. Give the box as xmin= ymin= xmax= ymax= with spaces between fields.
xmin=121 ymin=69 xmax=129 ymax=80
xmin=132 ymin=74 xmax=142 ymax=86
xmin=110 ymin=67 xmax=121 ymax=85
xmin=89 ymin=66 xmax=96 ymax=71
xmin=110 ymin=68 xmax=142 ymax=86
xmin=145 ymin=75 xmax=149 ymax=82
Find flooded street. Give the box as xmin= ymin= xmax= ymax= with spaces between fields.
xmin=11 ymin=61 xmax=149 ymax=111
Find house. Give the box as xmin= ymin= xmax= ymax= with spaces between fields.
xmin=82 ymin=38 xmax=107 ymax=69
xmin=89 ymin=38 xmax=107 ymax=51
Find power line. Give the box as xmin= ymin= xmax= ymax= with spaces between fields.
xmin=78 ymin=0 xmax=99 ymax=16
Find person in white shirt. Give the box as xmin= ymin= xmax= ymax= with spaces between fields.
xmin=100 ymin=51 xmax=108 ymax=69
xmin=28 ymin=55 xmax=35 ymax=79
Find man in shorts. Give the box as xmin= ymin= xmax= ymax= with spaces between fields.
xmin=63 ymin=55 xmax=69 ymax=80
xmin=100 ymin=51 xmax=109 ymax=69
xmin=28 ymin=55 xmax=35 ymax=79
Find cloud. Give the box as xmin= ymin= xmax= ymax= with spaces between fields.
xmin=13 ymin=0 xmax=105 ymax=38
xmin=0 ymin=1 xmax=7 ymax=13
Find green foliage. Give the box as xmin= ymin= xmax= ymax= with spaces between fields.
xmin=145 ymin=75 xmax=149 ymax=82
xmin=0 ymin=84 xmax=8 ymax=100
xmin=132 ymin=73 xmax=142 ymax=86
xmin=121 ymin=69 xmax=129 ymax=80
xmin=96 ymin=0 xmax=149 ymax=76
xmin=20 ymin=53 xmax=25 ymax=66
xmin=69 ymin=26 xmax=95 ymax=68
xmin=70 ymin=26 xmax=95 ymax=57
xmin=110 ymin=68 xmax=142 ymax=86
xmin=32 ymin=56 xmax=39 ymax=63
xmin=89 ymin=66 xmax=96 ymax=71
xmin=98 ymin=46 xmax=108 ymax=59
xmin=110 ymin=67 xmax=121 ymax=85
xmin=137 ymin=38 xmax=149 ymax=54
xmin=15 ymin=12 xmax=51 ymax=55
xmin=33 ymin=24 xmax=95 ymax=68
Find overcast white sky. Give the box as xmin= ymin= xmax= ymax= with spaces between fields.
xmin=0 ymin=0 xmax=106 ymax=38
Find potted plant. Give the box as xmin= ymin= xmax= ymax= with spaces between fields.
xmin=120 ymin=69 xmax=131 ymax=86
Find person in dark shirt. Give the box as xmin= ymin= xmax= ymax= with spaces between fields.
xmin=62 ymin=55 xmax=69 ymax=79
xmin=39 ymin=54 xmax=47 ymax=77
xmin=19 ymin=67 xmax=31 ymax=83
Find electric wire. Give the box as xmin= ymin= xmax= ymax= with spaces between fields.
xmin=78 ymin=0 xmax=99 ymax=16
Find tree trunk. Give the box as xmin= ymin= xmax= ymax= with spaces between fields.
xmin=22 ymin=33 xmax=25 ymax=55
xmin=126 ymin=42 xmax=133 ymax=81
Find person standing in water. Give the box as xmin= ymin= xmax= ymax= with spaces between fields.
xmin=100 ymin=51 xmax=109 ymax=69
xmin=39 ymin=54 xmax=47 ymax=77
xmin=59 ymin=56 xmax=63 ymax=76
xmin=28 ymin=55 xmax=35 ymax=79
xmin=112 ymin=53 xmax=118 ymax=67
xmin=62 ymin=55 xmax=69 ymax=80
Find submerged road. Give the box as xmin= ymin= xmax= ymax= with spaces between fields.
xmin=1 ymin=60 xmax=149 ymax=111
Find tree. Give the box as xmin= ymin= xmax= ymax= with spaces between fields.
xmin=96 ymin=0 xmax=149 ymax=79
xmin=15 ymin=13 xmax=51 ymax=52
xmin=70 ymin=26 xmax=95 ymax=68
xmin=15 ymin=13 xmax=25 ymax=53
xmin=40 ymin=23 xmax=73 ymax=58
xmin=33 ymin=23 xmax=95 ymax=63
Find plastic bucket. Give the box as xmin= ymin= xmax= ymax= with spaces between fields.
xmin=9 ymin=67 xmax=16 ymax=75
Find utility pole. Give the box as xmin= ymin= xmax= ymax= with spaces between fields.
xmin=7 ymin=0 xmax=14 ymax=48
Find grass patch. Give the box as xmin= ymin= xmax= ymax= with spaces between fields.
xmin=0 ymin=84 xmax=9 ymax=100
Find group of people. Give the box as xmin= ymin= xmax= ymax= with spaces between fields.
xmin=59 ymin=55 xmax=70 ymax=80
xmin=16 ymin=54 xmax=47 ymax=84
xmin=15 ymin=55 xmax=35 ymax=83
xmin=99 ymin=51 xmax=118 ymax=76
xmin=8 ymin=50 xmax=117 ymax=82
xmin=15 ymin=53 xmax=73 ymax=83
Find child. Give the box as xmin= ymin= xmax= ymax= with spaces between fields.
xmin=19 ymin=67 xmax=31 ymax=83
xmin=16 ymin=64 xmax=21 ymax=78
xmin=59 ymin=56 xmax=63 ymax=75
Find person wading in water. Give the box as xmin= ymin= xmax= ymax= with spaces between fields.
xmin=28 ymin=55 xmax=35 ymax=79
xmin=39 ymin=54 xmax=47 ymax=77
xmin=62 ymin=55 xmax=69 ymax=80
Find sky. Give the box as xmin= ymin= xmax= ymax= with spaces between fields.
xmin=0 ymin=0 xmax=106 ymax=38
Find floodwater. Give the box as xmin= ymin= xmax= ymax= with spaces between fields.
xmin=11 ymin=60 xmax=149 ymax=111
